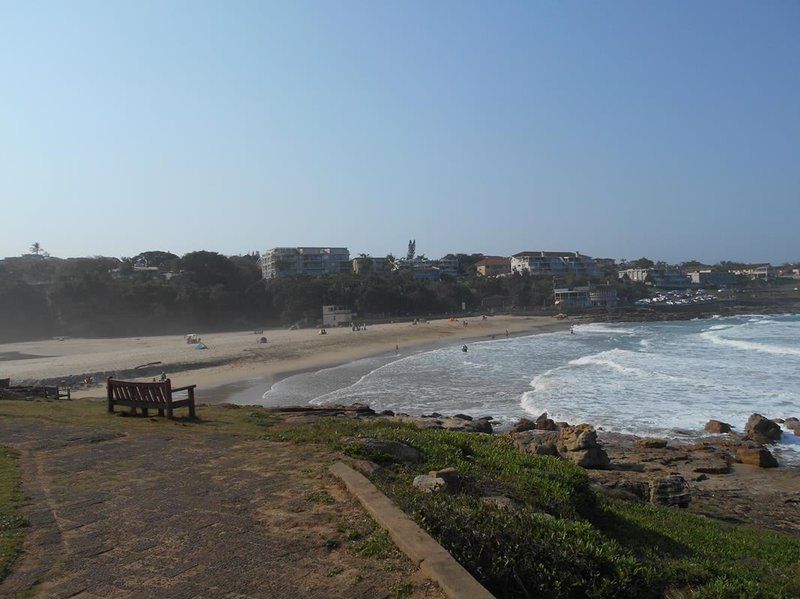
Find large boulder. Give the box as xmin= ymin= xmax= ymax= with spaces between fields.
xmin=535 ymin=412 xmax=558 ymax=431
xmin=558 ymin=424 xmax=598 ymax=452
xmin=736 ymin=446 xmax=779 ymax=468
xmin=566 ymin=446 xmax=611 ymax=469
xmin=412 ymin=468 xmax=466 ymax=494
xmin=557 ymin=425 xmax=610 ymax=469
xmin=744 ymin=414 xmax=782 ymax=444
xmin=352 ymin=438 xmax=423 ymax=464
xmin=649 ymin=475 xmax=691 ymax=508
xmin=704 ymin=420 xmax=732 ymax=434
xmin=511 ymin=430 xmax=559 ymax=456
xmin=510 ymin=418 xmax=536 ymax=434
xmin=413 ymin=474 xmax=445 ymax=493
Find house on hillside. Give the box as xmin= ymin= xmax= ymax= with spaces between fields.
xmin=686 ymin=269 xmax=736 ymax=286
xmin=511 ymin=251 xmax=601 ymax=279
xmin=618 ymin=267 xmax=691 ymax=289
xmin=261 ymin=247 xmax=350 ymax=279
xmin=475 ymin=256 xmax=511 ymax=277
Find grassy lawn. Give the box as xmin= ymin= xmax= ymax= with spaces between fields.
xmin=2 ymin=398 xmax=798 ymax=597
xmin=266 ymin=417 xmax=800 ymax=599
xmin=0 ymin=445 xmax=25 ymax=584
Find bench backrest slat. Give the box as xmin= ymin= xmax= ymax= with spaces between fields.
xmin=107 ymin=379 xmax=172 ymax=405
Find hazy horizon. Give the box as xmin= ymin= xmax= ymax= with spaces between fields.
xmin=2 ymin=1 xmax=798 ymax=264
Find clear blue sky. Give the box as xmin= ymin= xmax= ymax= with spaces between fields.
xmin=2 ymin=1 xmax=798 ymax=264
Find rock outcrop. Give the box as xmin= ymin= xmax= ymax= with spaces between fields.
xmin=557 ymin=425 xmax=610 ymax=469
xmin=534 ymin=412 xmax=558 ymax=431
xmin=510 ymin=418 xmax=536 ymax=434
xmin=412 ymin=468 xmax=466 ymax=494
xmin=352 ymin=438 xmax=423 ymax=464
xmin=649 ymin=475 xmax=690 ymax=508
xmin=744 ymin=413 xmax=782 ymax=444
xmin=736 ymin=446 xmax=779 ymax=468
xmin=635 ymin=438 xmax=668 ymax=449
xmin=704 ymin=420 xmax=732 ymax=434
xmin=511 ymin=430 xmax=559 ymax=456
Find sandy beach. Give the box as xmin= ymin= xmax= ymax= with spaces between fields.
xmin=0 ymin=315 xmax=569 ymax=400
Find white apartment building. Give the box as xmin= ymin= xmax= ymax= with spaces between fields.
xmin=261 ymin=247 xmax=350 ymax=279
xmin=732 ymin=265 xmax=778 ymax=281
xmin=511 ymin=251 xmax=601 ymax=279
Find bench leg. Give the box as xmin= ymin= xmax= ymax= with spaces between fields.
xmin=142 ymin=408 xmax=149 ymax=417
xmin=166 ymin=405 xmax=173 ymax=419
xmin=158 ymin=408 xmax=164 ymax=417
xmin=107 ymin=400 xmax=114 ymax=414
xmin=188 ymin=388 xmax=196 ymax=419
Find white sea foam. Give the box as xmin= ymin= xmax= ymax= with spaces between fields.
xmin=267 ymin=314 xmax=800 ymax=464
xmin=700 ymin=330 xmax=800 ymax=358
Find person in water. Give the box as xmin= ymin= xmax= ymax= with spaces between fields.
xmin=570 ymin=326 xmax=575 ymax=334
xmin=462 ymin=344 xmax=468 ymax=353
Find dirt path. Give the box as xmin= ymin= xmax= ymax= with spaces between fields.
xmin=0 ymin=417 xmax=442 ymax=598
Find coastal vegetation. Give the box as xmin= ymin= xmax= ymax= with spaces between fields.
xmin=266 ymin=417 xmax=800 ymax=599
xmin=0 ymin=446 xmax=25 ymax=583
xmin=0 ymin=252 xmax=619 ymax=342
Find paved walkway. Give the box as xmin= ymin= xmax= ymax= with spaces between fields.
xmin=0 ymin=418 xmax=441 ymax=598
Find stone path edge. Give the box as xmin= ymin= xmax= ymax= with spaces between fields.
xmin=329 ymin=462 xmax=495 ymax=599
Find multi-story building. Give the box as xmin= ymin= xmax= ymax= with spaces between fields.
xmin=511 ymin=251 xmax=601 ymax=279
xmin=588 ymin=286 xmax=618 ymax=307
xmin=261 ymin=247 xmax=350 ymax=279
xmin=434 ymin=258 xmax=459 ymax=277
xmin=475 ymin=257 xmax=511 ymax=277
xmin=618 ymin=268 xmax=691 ymax=289
xmin=554 ymin=285 xmax=618 ymax=309
xmin=732 ymin=265 xmax=778 ymax=281
xmin=553 ymin=286 xmax=591 ymax=309
xmin=686 ymin=269 xmax=736 ymax=287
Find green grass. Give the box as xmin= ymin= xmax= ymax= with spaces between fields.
xmin=352 ymin=529 xmax=394 ymax=559
xmin=266 ymin=417 xmax=800 ymax=599
xmin=0 ymin=446 xmax=25 ymax=583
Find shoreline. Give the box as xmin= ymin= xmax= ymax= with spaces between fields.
xmin=1 ymin=315 xmax=571 ymax=402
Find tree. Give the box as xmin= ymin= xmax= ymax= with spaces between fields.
xmin=628 ymin=257 xmax=654 ymax=269
xmin=30 ymin=242 xmax=43 ymax=256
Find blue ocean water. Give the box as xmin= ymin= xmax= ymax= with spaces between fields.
xmin=263 ymin=314 xmax=800 ymax=461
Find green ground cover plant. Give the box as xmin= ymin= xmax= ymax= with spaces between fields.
xmin=266 ymin=417 xmax=800 ymax=598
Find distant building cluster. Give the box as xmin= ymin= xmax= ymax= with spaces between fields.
xmin=257 ymin=241 xmax=794 ymax=305
xmin=260 ymin=243 xmax=614 ymax=283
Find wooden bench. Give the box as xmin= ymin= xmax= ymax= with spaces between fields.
xmin=107 ymin=378 xmax=196 ymax=419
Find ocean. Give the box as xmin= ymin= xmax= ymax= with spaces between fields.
xmin=261 ymin=314 xmax=800 ymax=462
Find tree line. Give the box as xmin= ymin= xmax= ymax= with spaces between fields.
xmin=0 ymin=250 xmax=644 ymax=342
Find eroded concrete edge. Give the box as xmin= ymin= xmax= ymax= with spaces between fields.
xmin=329 ymin=461 xmax=495 ymax=599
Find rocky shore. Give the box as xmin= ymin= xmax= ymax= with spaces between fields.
xmin=271 ymin=403 xmax=800 ymax=536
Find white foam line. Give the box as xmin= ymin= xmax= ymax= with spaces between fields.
xmin=701 ymin=330 xmax=800 ymax=358
xmin=307 ymin=352 xmax=419 ymax=405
